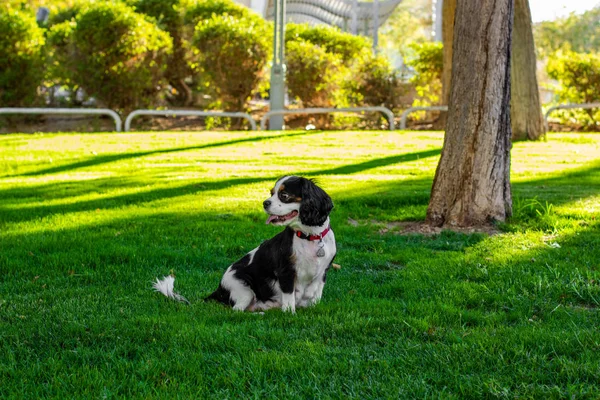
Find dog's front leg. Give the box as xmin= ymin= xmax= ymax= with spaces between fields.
xmin=279 ymin=269 xmax=296 ymax=314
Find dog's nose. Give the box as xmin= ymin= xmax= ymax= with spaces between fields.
xmin=263 ymin=200 xmax=271 ymax=209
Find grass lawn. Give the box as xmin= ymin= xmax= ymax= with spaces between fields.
xmin=1 ymin=130 xmax=599 ymax=398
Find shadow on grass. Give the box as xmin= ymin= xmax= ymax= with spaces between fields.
xmin=1 ymin=152 xmax=596 ymax=228
xmin=0 ymin=149 xmax=442 ymax=224
xmin=512 ymin=160 xmax=600 ymax=201
xmin=333 ymin=159 xmax=600 ymax=214
xmin=6 ymin=131 xmax=316 ymax=178
xmin=314 ymin=148 xmax=440 ymax=175
xmin=0 ymin=177 xmax=267 ymax=225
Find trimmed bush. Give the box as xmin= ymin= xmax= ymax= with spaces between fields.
xmin=547 ymin=50 xmax=600 ymax=129
xmin=285 ymin=40 xmax=343 ymax=108
xmin=0 ymin=7 xmax=45 ymax=106
xmin=47 ymin=2 xmax=172 ymax=112
xmin=183 ymin=0 xmax=252 ymax=25
xmin=192 ymin=13 xmax=270 ymax=111
xmin=46 ymin=0 xmax=89 ymax=27
xmin=285 ymin=23 xmax=371 ymax=64
xmin=130 ymin=0 xmax=194 ymax=105
xmin=346 ymin=53 xmax=399 ymax=108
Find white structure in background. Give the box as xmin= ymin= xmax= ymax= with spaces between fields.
xmin=257 ymin=0 xmax=404 ymax=52
xmin=232 ymin=0 xmax=408 ymax=130
xmin=432 ymin=0 xmax=442 ymax=42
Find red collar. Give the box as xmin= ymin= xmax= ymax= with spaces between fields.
xmin=295 ymin=225 xmax=331 ymax=241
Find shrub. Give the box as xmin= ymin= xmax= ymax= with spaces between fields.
xmin=183 ymin=0 xmax=252 ymax=25
xmin=192 ymin=13 xmax=270 ymax=111
xmin=46 ymin=0 xmax=89 ymax=27
xmin=546 ymin=50 xmax=600 ymax=129
xmin=285 ymin=40 xmax=343 ymax=108
xmin=346 ymin=53 xmax=399 ymax=108
xmin=45 ymin=20 xmax=75 ymax=93
xmin=130 ymin=0 xmax=194 ymax=105
xmin=47 ymin=2 xmax=172 ymax=112
xmin=405 ymin=41 xmax=443 ymax=119
xmin=534 ymin=7 xmax=600 ymax=58
xmin=0 ymin=6 xmax=45 ymax=106
xmin=131 ymin=0 xmax=266 ymax=107
xmin=285 ymin=23 xmax=371 ymax=64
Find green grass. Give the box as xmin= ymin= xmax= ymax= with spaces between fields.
xmin=1 ymin=130 xmax=599 ymax=398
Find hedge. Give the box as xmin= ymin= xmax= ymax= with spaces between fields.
xmin=0 ymin=6 xmax=45 ymax=106
xmin=547 ymin=50 xmax=600 ymax=129
xmin=285 ymin=40 xmax=343 ymax=108
xmin=192 ymin=13 xmax=270 ymax=111
xmin=47 ymin=1 xmax=173 ymax=112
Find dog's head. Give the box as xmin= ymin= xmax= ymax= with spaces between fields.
xmin=263 ymin=176 xmax=333 ymax=228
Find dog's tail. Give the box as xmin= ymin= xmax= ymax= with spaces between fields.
xmin=153 ymin=275 xmax=190 ymax=304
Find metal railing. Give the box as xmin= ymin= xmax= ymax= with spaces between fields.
xmin=0 ymin=107 xmax=122 ymax=132
xmin=544 ymin=103 xmax=600 ymax=131
xmin=124 ymin=109 xmax=256 ymax=131
xmin=399 ymin=106 xmax=448 ymax=130
xmin=260 ymin=106 xmax=395 ymax=130
xmin=6 ymin=103 xmax=596 ymax=133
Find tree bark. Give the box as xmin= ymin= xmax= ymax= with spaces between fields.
xmin=441 ymin=0 xmax=543 ymax=140
xmin=436 ymin=0 xmax=456 ymax=128
xmin=426 ymin=0 xmax=514 ymax=228
xmin=511 ymin=0 xmax=545 ymax=140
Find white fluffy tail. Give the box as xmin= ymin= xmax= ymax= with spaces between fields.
xmin=153 ymin=275 xmax=190 ymax=304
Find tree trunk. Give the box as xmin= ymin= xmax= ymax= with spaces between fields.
xmin=433 ymin=0 xmax=456 ymax=129
xmin=441 ymin=0 xmax=543 ymax=140
xmin=426 ymin=0 xmax=514 ymax=228
xmin=511 ymin=0 xmax=545 ymax=140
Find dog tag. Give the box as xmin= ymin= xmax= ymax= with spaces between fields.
xmin=316 ymin=241 xmax=325 ymax=257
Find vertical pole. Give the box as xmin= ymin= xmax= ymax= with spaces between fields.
xmin=351 ymin=0 xmax=358 ymax=34
xmin=433 ymin=0 xmax=443 ymax=41
xmin=269 ymin=0 xmax=286 ymax=130
xmin=373 ymin=0 xmax=379 ymax=53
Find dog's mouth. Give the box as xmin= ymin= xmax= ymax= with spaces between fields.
xmin=265 ymin=210 xmax=299 ymax=225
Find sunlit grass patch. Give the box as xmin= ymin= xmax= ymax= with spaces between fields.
xmin=1 ymin=130 xmax=599 ymax=398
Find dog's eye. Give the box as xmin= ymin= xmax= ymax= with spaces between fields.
xmin=280 ymin=192 xmax=291 ymax=200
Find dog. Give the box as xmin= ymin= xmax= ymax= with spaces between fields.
xmin=154 ymin=176 xmax=336 ymax=313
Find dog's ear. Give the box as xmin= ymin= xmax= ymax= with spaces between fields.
xmin=299 ymin=178 xmax=333 ymax=226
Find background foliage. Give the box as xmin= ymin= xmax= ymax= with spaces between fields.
xmin=1 ymin=0 xmax=599 ymax=130
xmin=533 ymin=7 xmax=600 ymax=58
xmin=533 ymin=6 xmax=600 ymax=129
xmin=405 ymin=42 xmax=443 ymax=120
xmin=547 ymin=51 xmax=600 ymax=130
xmin=0 ymin=7 xmax=46 ymax=107
xmin=192 ymin=13 xmax=270 ymax=112
xmin=46 ymin=1 xmax=172 ymax=112
xmin=285 ymin=40 xmax=343 ymax=108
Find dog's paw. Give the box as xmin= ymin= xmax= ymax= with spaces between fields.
xmin=281 ymin=293 xmax=296 ymax=314
xmin=282 ymin=303 xmax=296 ymax=314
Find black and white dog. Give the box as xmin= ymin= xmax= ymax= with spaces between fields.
xmin=154 ymin=176 xmax=336 ymax=313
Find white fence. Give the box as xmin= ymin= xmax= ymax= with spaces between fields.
xmin=260 ymin=107 xmax=396 ymax=130
xmin=3 ymin=104 xmax=599 ymax=132
xmin=0 ymin=107 xmax=123 ymax=132
xmin=544 ymin=103 xmax=600 ymax=131
xmin=399 ymin=106 xmax=448 ymax=130
xmin=124 ymin=109 xmax=257 ymax=131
